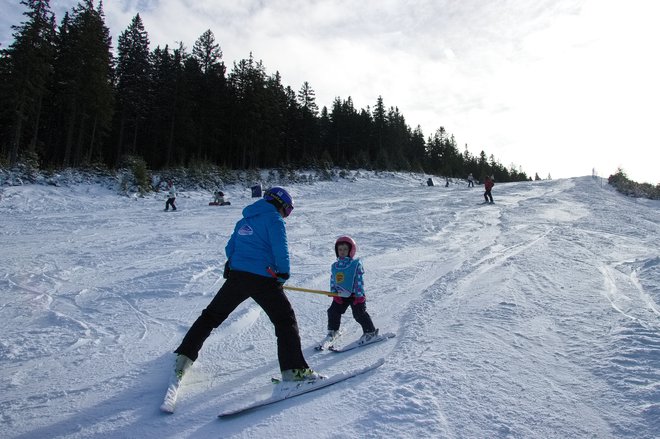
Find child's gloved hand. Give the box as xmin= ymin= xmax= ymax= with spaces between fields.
xmin=275 ymin=272 xmax=289 ymax=284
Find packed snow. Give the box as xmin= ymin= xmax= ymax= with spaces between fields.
xmin=1 ymin=172 xmax=658 ymax=439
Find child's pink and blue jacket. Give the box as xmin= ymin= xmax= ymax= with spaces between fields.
xmin=330 ymin=256 xmax=366 ymax=303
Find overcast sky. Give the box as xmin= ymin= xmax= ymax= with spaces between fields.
xmin=2 ymin=0 xmax=658 ymax=183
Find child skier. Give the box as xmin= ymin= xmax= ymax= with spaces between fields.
xmin=324 ymin=236 xmax=377 ymax=345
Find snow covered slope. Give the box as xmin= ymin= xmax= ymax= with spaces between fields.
xmin=1 ymin=174 xmax=658 ymax=438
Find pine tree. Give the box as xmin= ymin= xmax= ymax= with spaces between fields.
xmin=148 ymin=44 xmax=179 ymax=167
xmin=297 ymin=81 xmax=318 ymax=115
xmin=192 ymin=29 xmax=222 ymax=75
xmin=50 ymin=0 xmax=114 ymax=166
xmin=409 ymin=125 xmax=426 ymax=172
xmin=190 ymin=29 xmax=227 ymax=164
xmin=260 ymin=71 xmax=289 ymax=166
xmin=2 ymin=0 xmax=56 ymax=166
xmin=145 ymin=42 xmax=192 ymax=168
xmin=115 ymin=13 xmax=151 ymax=163
xmin=228 ymin=53 xmax=268 ymax=168
xmin=353 ymin=107 xmax=373 ymax=168
xmin=386 ymin=106 xmax=410 ymax=170
xmin=425 ymin=127 xmax=445 ymax=172
xmin=478 ymin=150 xmax=489 ymax=178
xmin=282 ymin=85 xmax=302 ymax=165
xmin=297 ymin=81 xmax=319 ymax=163
xmin=372 ymin=96 xmax=386 ymax=162
xmin=46 ymin=11 xmax=76 ymax=165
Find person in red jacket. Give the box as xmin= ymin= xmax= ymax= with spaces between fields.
xmin=484 ymin=175 xmax=494 ymax=204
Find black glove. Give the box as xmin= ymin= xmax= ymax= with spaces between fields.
xmin=275 ymin=272 xmax=289 ymax=284
xmin=223 ymin=261 xmax=231 ymax=279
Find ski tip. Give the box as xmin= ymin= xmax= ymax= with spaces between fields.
xmin=160 ymin=404 xmax=175 ymax=414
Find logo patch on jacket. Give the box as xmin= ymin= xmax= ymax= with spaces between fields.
xmin=238 ymin=225 xmax=254 ymax=236
xmin=335 ymin=272 xmax=345 ymax=283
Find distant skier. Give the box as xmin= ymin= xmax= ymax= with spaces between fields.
xmin=165 ymin=181 xmax=177 ymax=211
xmin=324 ymin=236 xmax=378 ymax=344
xmin=467 ymin=173 xmax=475 ymax=187
xmin=484 ymin=175 xmax=494 ymax=204
xmin=171 ymin=187 xmax=322 ymax=383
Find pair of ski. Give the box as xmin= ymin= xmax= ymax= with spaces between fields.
xmin=160 ymin=357 xmax=387 ymax=416
xmin=314 ymin=329 xmax=396 ymax=352
xmin=160 ymin=330 xmax=395 ymax=416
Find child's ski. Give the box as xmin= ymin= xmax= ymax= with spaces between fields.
xmin=218 ymin=358 xmax=385 ymax=418
xmin=314 ymin=330 xmax=343 ymax=351
xmin=329 ymin=332 xmax=396 ymax=353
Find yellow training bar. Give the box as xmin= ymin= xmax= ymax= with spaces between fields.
xmin=284 ymin=285 xmax=340 ymax=297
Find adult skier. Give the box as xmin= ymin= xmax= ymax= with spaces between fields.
xmin=171 ymin=187 xmax=322 ymax=382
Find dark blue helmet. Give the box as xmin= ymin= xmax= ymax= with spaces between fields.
xmin=264 ymin=187 xmax=294 ymax=217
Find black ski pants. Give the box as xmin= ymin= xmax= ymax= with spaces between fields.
xmin=327 ymin=297 xmax=376 ymax=334
xmin=174 ymin=270 xmax=309 ymax=371
xmin=484 ymin=189 xmax=493 ymax=203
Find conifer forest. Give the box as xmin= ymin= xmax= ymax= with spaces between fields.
xmin=1 ymin=0 xmax=530 ymax=181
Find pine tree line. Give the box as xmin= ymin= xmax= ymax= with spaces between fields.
xmin=0 ymin=0 xmax=529 ymax=182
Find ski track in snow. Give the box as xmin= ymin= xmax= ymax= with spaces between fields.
xmin=0 ymin=174 xmax=658 ymax=438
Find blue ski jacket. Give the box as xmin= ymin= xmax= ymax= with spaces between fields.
xmin=225 ymin=199 xmax=290 ymax=278
xmin=330 ymin=257 xmax=365 ymax=298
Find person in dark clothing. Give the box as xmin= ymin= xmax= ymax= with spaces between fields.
xmin=484 ymin=175 xmax=494 ymax=203
xmin=210 ymin=191 xmax=231 ymax=206
xmin=172 ymin=187 xmax=322 ymax=383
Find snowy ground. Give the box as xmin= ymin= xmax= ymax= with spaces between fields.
xmin=1 ymin=173 xmax=658 ymax=439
